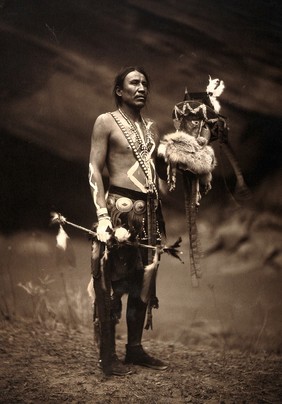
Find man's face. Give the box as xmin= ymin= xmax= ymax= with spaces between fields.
xmin=117 ymin=70 xmax=148 ymax=109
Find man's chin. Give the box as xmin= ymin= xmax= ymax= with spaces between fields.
xmin=134 ymin=99 xmax=146 ymax=108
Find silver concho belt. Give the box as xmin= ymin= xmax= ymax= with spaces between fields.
xmin=116 ymin=197 xmax=146 ymax=214
xmin=116 ymin=197 xmax=134 ymax=213
xmin=106 ymin=194 xmax=153 ymax=214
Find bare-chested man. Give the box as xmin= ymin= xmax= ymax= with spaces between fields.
xmin=89 ymin=66 xmax=168 ymax=376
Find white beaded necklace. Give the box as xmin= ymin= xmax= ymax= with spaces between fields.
xmin=118 ymin=108 xmax=154 ymax=160
xmin=111 ymin=110 xmax=158 ymax=196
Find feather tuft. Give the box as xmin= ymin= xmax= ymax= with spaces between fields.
xmin=163 ymin=237 xmax=184 ymax=263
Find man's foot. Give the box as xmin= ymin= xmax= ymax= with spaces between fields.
xmin=125 ymin=344 xmax=168 ymax=371
xmin=99 ymin=354 xmax=132 ymax=376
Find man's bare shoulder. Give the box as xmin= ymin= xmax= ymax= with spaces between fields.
xmin=94 ymin=112 xmax=115 ymax=126
xmin=92 ymin=112 xmax=116 ymax=136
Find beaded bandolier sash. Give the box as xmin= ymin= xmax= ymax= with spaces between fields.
xmin=110 ymin=110 xmax=158 ymax=196
xmin=110 ymin=110 xmax=160 ymax=329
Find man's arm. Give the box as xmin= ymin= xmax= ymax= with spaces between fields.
xmin=89 ymin=114 xmax=112 ymax=242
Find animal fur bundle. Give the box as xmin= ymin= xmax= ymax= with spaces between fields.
xmin=158 ymin=131 xmax=216 ymax=190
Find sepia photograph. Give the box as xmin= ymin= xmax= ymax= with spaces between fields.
xmin=0 ymin=0 xmax=281 ymax=402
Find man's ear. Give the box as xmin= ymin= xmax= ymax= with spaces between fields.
xmin=116 ymin=87 xmax=122 ymax=96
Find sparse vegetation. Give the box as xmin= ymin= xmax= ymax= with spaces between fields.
xmin=0 ymin=207 xmax=281 ymax=402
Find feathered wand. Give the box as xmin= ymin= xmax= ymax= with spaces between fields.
xmin=50 ymin=211 xmax=183 ymax=282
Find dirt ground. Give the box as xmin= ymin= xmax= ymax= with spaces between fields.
xmin=0 ymin=320 xmax=281 ymax=404
xmin=1 ymin=207 xmax=282 ymax=403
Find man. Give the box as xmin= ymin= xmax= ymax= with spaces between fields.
xmin=89 ymin=66 xmax=168 ymax=376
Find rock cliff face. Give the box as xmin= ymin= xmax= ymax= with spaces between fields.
xmin=0 ymin=5 xmax=281 ymax=381
xmin=0 ymin=0 xmax=281 ymax=231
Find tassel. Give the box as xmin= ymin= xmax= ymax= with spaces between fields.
xmin=140 ymin=251 xmax=159 ymax=304
xmin=100 ymin=247 xmax=109 ymax=291
xmin=144 ymin=306 xmax=153 ymax=330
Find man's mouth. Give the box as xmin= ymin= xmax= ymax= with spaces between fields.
xmin=135 ymin=95 xmax=146 ymax=101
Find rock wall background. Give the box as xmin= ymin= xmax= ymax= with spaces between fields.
xmin=0 ymin=0 xmax=281 ymax=349
xmin=0 ymin=0 xmax=281 ymax=232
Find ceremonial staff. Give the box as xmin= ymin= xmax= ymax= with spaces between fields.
xmin=158 ymin=76 xmax=251 ymax=286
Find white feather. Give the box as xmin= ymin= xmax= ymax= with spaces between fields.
xmin=56 ymin=225 xmax=69 ymax=250
xmin=209 ymin=97 xmax=221 ymax=113
xmin=206 ymin=76 xmax=225 ymax=113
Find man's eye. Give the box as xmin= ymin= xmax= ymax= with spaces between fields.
xmin=192 ymin=121 xmax=199 ymax=126
xmin=130 ymin=80 xmax=147 ymax=87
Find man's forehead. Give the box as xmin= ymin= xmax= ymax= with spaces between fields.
xmin=125 ymin=70 xmax=147 ymax=82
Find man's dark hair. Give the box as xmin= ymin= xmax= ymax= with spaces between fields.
xmin=113 ymin=66 xmax=150 ymax=107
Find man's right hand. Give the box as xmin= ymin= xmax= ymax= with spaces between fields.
xmin=96 ymin=218 xmax=113 ymax=243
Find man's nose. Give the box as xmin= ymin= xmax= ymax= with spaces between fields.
xmin=137 ymin=83 xmax=146 ymax=92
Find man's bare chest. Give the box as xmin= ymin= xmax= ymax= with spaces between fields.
xmin=109 ymin=127 xmax=132 ymax=155
xmin=109 ymin=126 xmax=155 ymax=158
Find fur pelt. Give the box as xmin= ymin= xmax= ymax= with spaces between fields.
xmin=158 ymin=131 xmax=216 ymax=175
